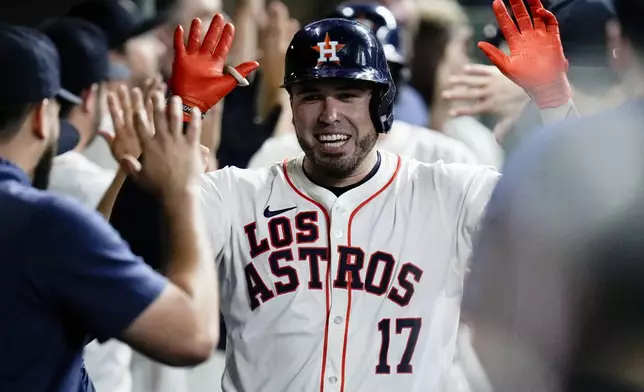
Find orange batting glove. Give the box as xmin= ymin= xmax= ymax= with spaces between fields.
xmin=170 ymin=14 xmax=259 ymax=121
xmin=478 ymin=0 xmax=571 ymax=109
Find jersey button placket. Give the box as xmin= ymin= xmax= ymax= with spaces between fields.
xmin=326 ymin=203 xmax=349 ymax=391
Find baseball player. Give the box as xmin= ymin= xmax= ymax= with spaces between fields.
xmin=110 ymin=0 xmax=577 ymax=390
xmin=248 ymin=3 xmax=479 ymax=170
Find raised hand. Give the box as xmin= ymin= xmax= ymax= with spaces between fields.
xmin=170 ymin=14 xmax=260 ymax=121
xmin=478 ymin=0 xmax=571 ymax=108
xmin=442 ymin=64 xmax=529 ymax=118
xmin=102 ymin=85 xmax=151 ymax=163
xmin=120 ymin=92 xmax=204 ymax=200
xmin=142 ymin=75 xmax=168 ymax=135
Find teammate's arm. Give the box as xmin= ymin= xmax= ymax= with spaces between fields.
xmin=29 ymin=93 xmax=218 ymax=366
xmin=478 ymin=0 xmax=579 ymax=125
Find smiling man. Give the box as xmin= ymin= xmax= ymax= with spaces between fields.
xmin=111 ymin=16 xmax=499 ymax=392
xmin=290 ymin=79 xmax=380 ymax=186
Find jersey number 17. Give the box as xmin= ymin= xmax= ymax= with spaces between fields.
xmin=376 ymin=317 xmax=422 ymax=374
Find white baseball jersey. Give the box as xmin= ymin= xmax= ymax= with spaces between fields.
xmin=248 ymin=120 xmax=478 ymax=169
xmin=200 ymin=150 xmax=499 ymax=392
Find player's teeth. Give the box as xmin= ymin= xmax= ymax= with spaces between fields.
xmin=318 ymin=134 xmax=349 ymax=142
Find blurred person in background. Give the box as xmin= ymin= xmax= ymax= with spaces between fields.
xmin=68 ymin=0 xmax=167 ymax=90
xmin=0 ymin=23 xmax=220 ymax=392
xmin=409 ymin=0 xmax=504 ymax=169
xmin=461 ymin=0 xmax=644 ymax=391
xmin=249 ymin=2 xmax=479 ymax=169
xmin=45 ymin=19 xmax=115 ymax=207
xmin=68 ymin=0 xmax=168 ymax=173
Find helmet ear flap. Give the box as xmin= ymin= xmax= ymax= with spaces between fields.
xmin=370 ymin=81 xmax=396 ymax=134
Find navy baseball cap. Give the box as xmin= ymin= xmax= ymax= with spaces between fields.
xmin=42 ymin=18 xmax=110 ymax=98
xmin=0 ymin=25 xmax=81 ymax=106
xmin=551 ymin=0 xmax=616 ymax=67
xmin=67 ymin=0 xmax=167 ymax=50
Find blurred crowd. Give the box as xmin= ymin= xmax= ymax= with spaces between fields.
xmin=0 ymin=0 xmax=643 ymax=391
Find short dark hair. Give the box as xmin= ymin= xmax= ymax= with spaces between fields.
xmin=615 ymin=0 xmax=644 ymax=55
xmin=58 ymin=98 xmax=76 ymax=119
xmin=0 ymin=102 xmax=36 ymax=142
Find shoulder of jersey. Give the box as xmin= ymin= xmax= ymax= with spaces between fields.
xmin=202 ymin=157 xmax=298 ymax=192
xmin=401 ymin=154 xmax=499 ymax=185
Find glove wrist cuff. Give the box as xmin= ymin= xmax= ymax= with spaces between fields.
xmin=166 ymin=91 xmax=207 ymax=119
xmin=530 ymin=76 xmax=572 ymax=109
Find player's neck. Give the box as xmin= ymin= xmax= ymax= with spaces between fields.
xmin=304 ymin=148 xmax=379 ymax=188
xmin=65 ymin=114 xmax=91 ymax=153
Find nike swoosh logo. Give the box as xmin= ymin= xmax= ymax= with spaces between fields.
xmin=263 ymin=205 xmax=297 ymax=218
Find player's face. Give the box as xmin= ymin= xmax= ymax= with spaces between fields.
xmin=125 ymin=32 xmax=166 ymax=88
xmin=290 ymin=79 xmax=378 ymax=178
xmin=33 ymin=99 xmax=60 ymax=190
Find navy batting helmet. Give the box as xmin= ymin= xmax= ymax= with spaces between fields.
xmin=283 ymin=18 xmax=396 ymax=133
xmin=327 ymin=3 xmax=405 ymax=65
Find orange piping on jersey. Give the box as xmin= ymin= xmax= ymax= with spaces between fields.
xmin=340 ymin=155 xmax=402 ymax=392
xmin=281 ymin=160 xmax=332 ymax=392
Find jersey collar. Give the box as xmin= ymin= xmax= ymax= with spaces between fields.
xmin=283 ymin=149 xmax=401 ymax=212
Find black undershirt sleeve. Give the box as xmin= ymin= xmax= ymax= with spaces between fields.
xmin=109 ymin=164 xmax=166 ymax=271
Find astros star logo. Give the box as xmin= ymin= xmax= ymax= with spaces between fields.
xmin=312 ymin=32 xmax=346 ymax=64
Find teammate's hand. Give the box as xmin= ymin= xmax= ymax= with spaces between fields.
xmin=102 ymin=85 xmax=150 ymax=162
xmin=170 ymin=15 xmax=259 ymax=121
xmin=442 ymin=64 xmax=529 ymax=118
xmin=478 ymin=0 xmax=571 ymax=108
xmin=142 ymin=75 xmax=167 ymax=135
xmin=120 ymin=91 xmax=205 ymax=200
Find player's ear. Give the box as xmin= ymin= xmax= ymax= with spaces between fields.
xmin=81 ymin=83 xmax=99 ymax=113
xmin=32 ymin=98 xmax=50 ymax=141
